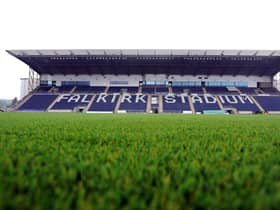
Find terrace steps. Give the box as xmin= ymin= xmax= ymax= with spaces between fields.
xmin=235 ymin=88 xmax=242 ymax=95
xmin=84 ymin=95 xmax=96 ymax=113
xmin=215 ymin=96 xmax=224 ymax=110
xmin=48 ymin=86 xmax=55 ymax=93
xmin=138 ymin=87 xmax=142 ymax=94
xmin=250 ymin=96 xmax=265 ymax=112
xmin=70 ymin=86 xmax=76 ymax=94
xmin=168 ymin=86 xmax=172 ymax=94
xmin=14 ymin=93 xmax=34 ymax=111
xmin=188 ymin=95 xmax=195 ymax=114
xmin=47 ymin=95 xmax=62 ymax=112
xmin=114 ymin=94 xmax=123 ymax=113
xmin=146 ymin=95 xmax=151 ymax=113
xmin=158 ymin=95 xmax=163 ymax=113
xmin=257 ymin=88 xmax=265 ymax=94
xmin=202 ymin=87 xmax=207 ymax=94
xmin=104 ymin=86 xmax=109 ymax=94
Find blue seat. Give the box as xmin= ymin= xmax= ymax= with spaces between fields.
xmin=119 ymin=94 xmax=147 ymax=112
xmin=88 ymin=94 xmax=119 ymax=112
xmin=52 ymin=94 xmax=92 ymax=110
xmin=254 ymin=96 xmax=280 ymax=111
xmin=18 ymin=95 xmax=58 ymax=111
xmin=219 ymin=95 xmax=259 ymax=112
xmin=162 ymin=95 xmax=191 ymax=113
xmin=74 ymin=86 xmax=106 ymax=93
xmin=107 ymin=86 xmax=138 ymax=94
xmin=238 ymin=87 xmax=258 ymax=95
xmin=192 ymin=95 xmax=220 ymax=112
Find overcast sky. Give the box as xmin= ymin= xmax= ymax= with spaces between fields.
xmin=0 ymin=0 xmax=280 ymax=99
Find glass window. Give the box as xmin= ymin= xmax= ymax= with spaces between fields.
xmin=110 ymin=81 xmax=129 ymax=85
xmin=143 ymin=81 xmax=168 ymax=86
xmin=171 ymin=81 xmax=202 ymax=87
xmin=61 ymin=81 xmax=90 ymax=86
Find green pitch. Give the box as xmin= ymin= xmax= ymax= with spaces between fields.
xmin=0 ymin=113 xmax=280 ymax=210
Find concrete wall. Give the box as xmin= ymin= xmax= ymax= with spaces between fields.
xmin=20 ymin=78 xmax=29 ymax=99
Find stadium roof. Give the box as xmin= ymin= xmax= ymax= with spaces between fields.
xmin=7 ymin=49 xmax=280 ymax=76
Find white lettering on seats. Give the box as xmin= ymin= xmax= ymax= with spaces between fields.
xmin=57 ymin=94 xmax=70 ymax=103
xmin=192 ymin=95 xmax=203 ymax=103
xmin=81 ymin=95 xmax=91 ymax=103
xmin=96 ymin=94 xmax=107 ymax=103
xmin=224 ymin=95 xmax=238 ymax=104
xmin=239 ymin=95 xmax=253 ymax=104
xmin=204 ymin=95 xmax=217 ymax=103
xmin=135 ymin=94 xmax=146 ymax=103
xmin=122 ymin=94 xmax=132 ymax=103
xmin=68 ymin=95 xmax=80 ymax=103
xmin=180 ymin=95 xmax=186 ymax=103
xmin=218 ymin=95 xmax=225 ymax=103
xmin=164 ymin=95 xmax=176 ymax=103
xmin=111 ymin=94 xmax=119 ymax=103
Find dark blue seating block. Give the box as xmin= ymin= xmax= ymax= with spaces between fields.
xmin=171 ymin=87 xmax=186 ymax=93
xmin=238 ymin=87 xmax=258 ymax=95
xmin=36 ymin=86 xmax=52 ymax=93
xmin=119 ymin=95 xmax=147 ymax=112
xmin=155 ymin=87 xmax=169 ymax=93
xmin=206 ymin=87 xmax=231 ymax=94
xmin=189 ymin=87 xmax=204 ymax=94
xmin=74 ymin=86 xmax=106 ymax=93
xmin=55 ymin=86 xmax=75 ymax=93
xmin=261 ymin=88 xmax=280 ymax=95
xmin=52 ymin=94 xmax=92 ymax=110
xmin=219 ymin=95 xmax=259 ymax=112
xmin=254 ymin=96 xmax=280 ymax=111
xmin=192 ymin=95 xmax=220 ymax=112
xmin=88 ymin=94 xmax=119 ymax=112
xmin=142 ymin=87 xmax=156 ymax=94
xmin=107 ymin=86 xmax=138 ymax=93
xmin=162 ymin=95 xmax=191 ymax=113
xmin=18 ymin=95 xmax=58 ymax=111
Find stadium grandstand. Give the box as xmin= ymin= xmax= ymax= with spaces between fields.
xmin=7 ymin=49 xmax=280 ymax=114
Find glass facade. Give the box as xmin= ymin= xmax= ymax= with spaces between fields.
xmin=205 ymin=81 xmax=248 ymax=87
xmin=143 ymin=81 xmax=168 ymax=86
xmin=61 ymin=81 xmax=90 ymax=86
xmin=40 ymin=80 xmax=56 ymax=86
xmin=42 ymin=80 xmax=248 ymax=87
xmin=110 ymin=81 xmax=129 ymax=85
xmin=172 ymin=81 xmax=201 ymax=87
